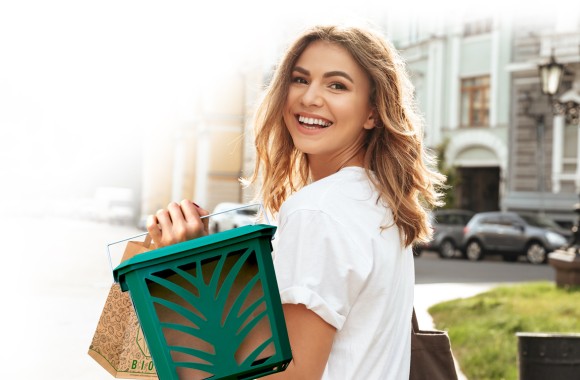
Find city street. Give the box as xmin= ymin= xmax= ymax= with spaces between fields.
xmin=415 ymin=250 xmax=554 ymax=284
xmin=0 ymin=216 xmax=557 ymax=379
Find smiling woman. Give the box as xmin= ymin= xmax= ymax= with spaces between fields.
xmin=135 ymin=18 xmax=444 ymax=380
xmin=283 ymin=40 xmax=375 ymax=177
xmin=240 ymin=25 xmax=446 ymax=379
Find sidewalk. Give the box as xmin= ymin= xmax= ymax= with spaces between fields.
xmin=415 ymin=282 xmax=498 ymax=380
xmin=0 ymin=216 xmax=141 ymax=380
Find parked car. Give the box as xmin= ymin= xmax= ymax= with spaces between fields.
xmin=462 ymin=211 xmax=571 ymax=264
xmin=414 ymin=209 xmax=474 ymax=259
xmin=209 ymin=202 xmax=260 ymax=234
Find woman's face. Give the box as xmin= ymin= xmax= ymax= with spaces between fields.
xmin=283 ymin=40 xmax=375 ymax=164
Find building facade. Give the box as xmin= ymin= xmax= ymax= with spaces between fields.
xmin=140 ymin=70 xmax=256 ymax=220
xmin=391 ymin=12 xmax=580 ymax=227
xmin=505 ymin=14 xmax=580 ymax=227
xmin=389 ymin=13 xmax=512 ymax=213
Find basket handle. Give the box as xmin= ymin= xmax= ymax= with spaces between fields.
xmin=106 ymin=203 xmax=267 ymax=275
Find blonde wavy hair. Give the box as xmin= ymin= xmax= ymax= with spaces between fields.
xmin=247 ymin=24 xmax=445 ymax=247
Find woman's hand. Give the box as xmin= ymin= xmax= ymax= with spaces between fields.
xmin=146 ymin=200 xmax=209 ymax=248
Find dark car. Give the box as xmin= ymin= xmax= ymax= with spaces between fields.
xmin=414 ymin=209 xmax=475 ymax=259
xmin=462 ymin=211 xmax=571 ymax=264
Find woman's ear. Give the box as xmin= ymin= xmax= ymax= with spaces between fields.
xmin=363 ymin=110 xmax=377 ymax=130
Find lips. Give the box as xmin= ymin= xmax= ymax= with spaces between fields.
xmin=296 ymin=114 xmax=333 ymax=129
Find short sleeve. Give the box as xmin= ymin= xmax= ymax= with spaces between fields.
xmin=273 ymin=209 xmax=372 ymax=330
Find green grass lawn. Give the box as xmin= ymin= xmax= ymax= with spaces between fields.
xmin=428 ymin=281 xmax=580 ymax=380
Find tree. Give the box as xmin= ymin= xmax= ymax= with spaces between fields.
xmin=436 ymin=139 xmax=459 ymax=209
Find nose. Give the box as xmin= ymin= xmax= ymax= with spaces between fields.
xmin=300 ymin=84 xmax=323 ymax=107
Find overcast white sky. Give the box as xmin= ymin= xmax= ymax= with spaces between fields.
xmin=0 ymin=0 xmax=575 ymax=210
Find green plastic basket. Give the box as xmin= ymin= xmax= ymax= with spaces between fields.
xmin=113 ymin=224 xmax=291 ymax=380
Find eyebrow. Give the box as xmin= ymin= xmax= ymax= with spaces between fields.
xmin=292 ymin=66 xmax=354 ymax=84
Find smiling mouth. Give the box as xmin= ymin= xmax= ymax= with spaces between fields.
xmin=297 ymin=115 xmax=333 ymax=129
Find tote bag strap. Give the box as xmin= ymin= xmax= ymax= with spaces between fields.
xmin=412 ymin=307 xmax=419 ymax=333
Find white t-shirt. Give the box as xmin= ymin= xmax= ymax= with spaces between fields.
xmin=273 ymin=166 xmax=414 ymax=380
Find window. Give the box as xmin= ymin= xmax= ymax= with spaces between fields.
xmin=460 ymin=76 xmax=490 ymax=127
xmin=501 ymin=215 xmax=521 ymax=226
xmin=481 ymin=216 xmax=500 ymax=225
xmin=460 ymin=214 xmax=473 ymax=225
xmin=447 ymin=215 xmax=463 ymax=225
xmin=463 ymin=18 xmax=493 ymax=37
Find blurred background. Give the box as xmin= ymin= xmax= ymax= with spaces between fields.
xmin=1 ymin=0 xmax=580 ymax=378
xmin=4 ymin=0 xmax=580 ymax=226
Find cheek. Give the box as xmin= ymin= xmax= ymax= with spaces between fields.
xmin=334 ymin=99 xmax=364 ymax=122
xmin=282 ymin=104 xmax=293 ymax=124
xmin=282 ymin=111 xmax=295 ymax=136
xmin=283 ymin=90 xmax=295 ymax=110
xmin=285 ymin=87 xmax=300 ymax=107
xmin=284 ymin=92 xmax=301 ymax=120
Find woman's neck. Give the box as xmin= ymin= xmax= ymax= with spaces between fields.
xmin=308 ymin=150 xmax=365 ymax=182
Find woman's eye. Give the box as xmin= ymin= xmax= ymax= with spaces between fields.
xmin=330 ymin=82 xmax=347 ymax=90
xmin=292 ymin=76 xmax=307 ymax=84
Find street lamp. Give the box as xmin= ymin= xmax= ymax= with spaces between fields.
xmin=538 ymin=50 xmax=580 ymax=125
xmin=538 ymin=52 xmax=564 ymax=97
xmin=539 ymin=50 xmax=580 ymax=286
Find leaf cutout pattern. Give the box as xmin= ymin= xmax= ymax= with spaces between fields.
xmin=144 ymin=247 xmax=277 ymax=379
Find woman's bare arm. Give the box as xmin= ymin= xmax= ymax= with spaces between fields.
xmin=266 ymin=304 xmax=336 ymax=379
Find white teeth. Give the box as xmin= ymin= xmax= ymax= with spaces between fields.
xmin=298 ymin=115 xmax=331 ymax=127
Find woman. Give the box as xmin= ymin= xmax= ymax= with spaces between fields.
xmin=148 ymin=24 xmax=444 ymax=379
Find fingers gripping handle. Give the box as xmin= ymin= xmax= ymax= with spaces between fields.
xmin=106 ymin=203 xmax=268 ymax=277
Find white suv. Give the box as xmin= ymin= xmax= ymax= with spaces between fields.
xmin=209 ymin=203 xmax=260 ymax=234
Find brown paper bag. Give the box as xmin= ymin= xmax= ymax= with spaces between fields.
xmin=88 ymin=237 xmax=159 ymax=379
